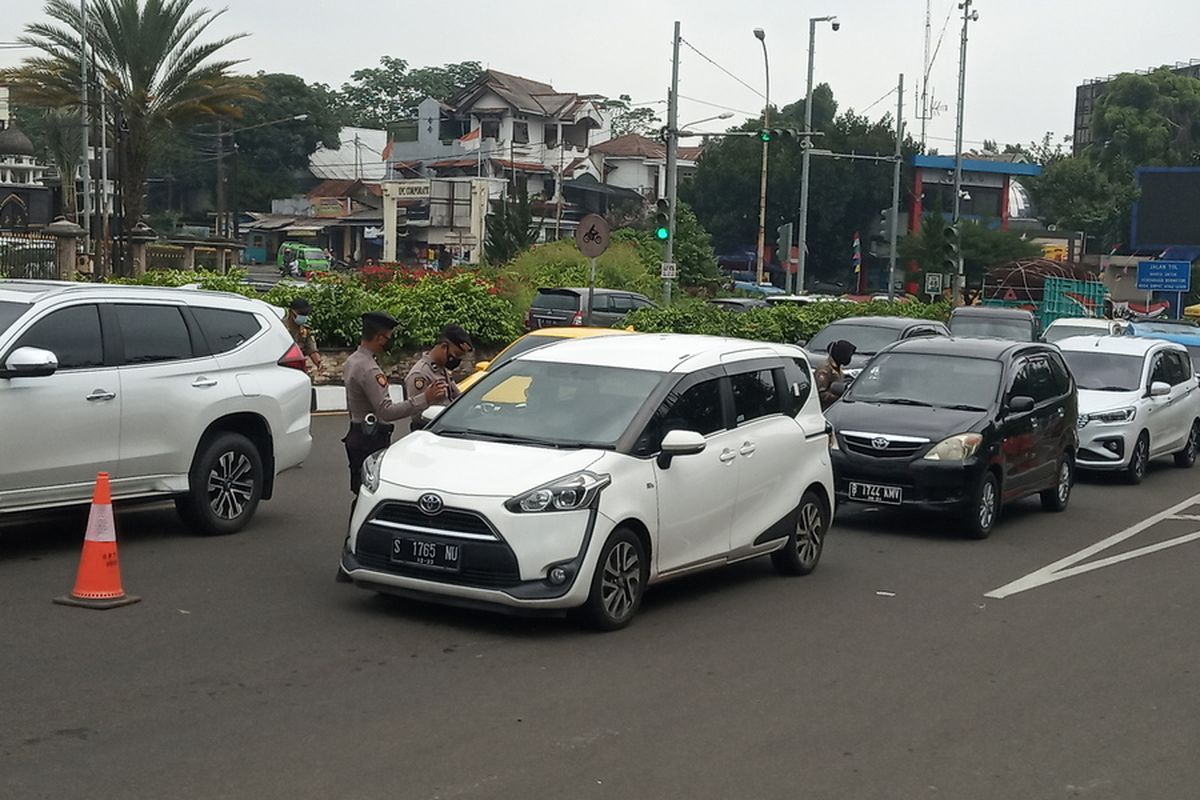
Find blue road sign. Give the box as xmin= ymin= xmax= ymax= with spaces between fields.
xmin=1136 ymin=260 xmax=1192 ymax=292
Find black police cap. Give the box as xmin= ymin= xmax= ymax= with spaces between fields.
xmin=440 ymin=323 xmax=473 ymax=349
xmin=362 ymin=311 xmax=399 ymax=330
xmin=290 ymin=297 xmax=312 ymax=314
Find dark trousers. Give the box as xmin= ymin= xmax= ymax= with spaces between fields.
xmin=344 ymin=425 xmax=393 ymax=495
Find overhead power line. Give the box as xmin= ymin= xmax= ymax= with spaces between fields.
xmin=679 ymin=37 xmax=766 ymax=101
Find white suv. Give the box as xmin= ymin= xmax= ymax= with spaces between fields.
xmin=338 ymin=334 xmax=835 ymax=630
xmin=0 ymin=280 xmax=312 ymax=534
xmin=1058 ymin=335 xmax=1200 ymax=483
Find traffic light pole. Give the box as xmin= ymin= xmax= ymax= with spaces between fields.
xmin=664 ymin=20 xmax=681 ymax=305
xmin=795 ymin=18 xmax=819 ymax=296
xmin=952 ymin=0 xmax=975 ymax=307
xmin=888 ymin=74 xmax=904 ymax=301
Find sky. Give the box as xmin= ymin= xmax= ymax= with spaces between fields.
xmin=3 ymin=0 xmax=1200 ymax=152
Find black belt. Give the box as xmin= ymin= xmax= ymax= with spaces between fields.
xmin=349 ymin=421 xmax=394 ymax=435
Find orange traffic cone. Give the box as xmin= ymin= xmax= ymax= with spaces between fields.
xmin=53 ymin=473 xmax=141 ymax=610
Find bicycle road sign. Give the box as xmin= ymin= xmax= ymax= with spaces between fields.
xmin=575 ymin=214 xmax=611 ymax=258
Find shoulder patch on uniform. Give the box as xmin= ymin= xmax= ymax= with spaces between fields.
xmin=413 ymin=376 xmax=428 ymax=391
xmin=376 ymin=373 xmax=388 ymax=388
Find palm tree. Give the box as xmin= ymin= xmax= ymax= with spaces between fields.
xmin=1 ymin=0 xmax=254 ymax=267
xmin=42 ymin=109 xmax=82 ymax=222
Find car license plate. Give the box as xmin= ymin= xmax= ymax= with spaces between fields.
xmin=391 ymin=538 xmax=462 ymax=572
xmin=848 ymin=482 xmax=903 ymax=505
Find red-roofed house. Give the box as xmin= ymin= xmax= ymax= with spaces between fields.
xmin=590 ymin=134 xmax=704 ymax=199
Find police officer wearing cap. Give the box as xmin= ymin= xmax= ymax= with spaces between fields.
xmin=343 ymin=311 xmax=447 ymax=494
xmin=284 ymin=298 xmax=322 ymax=370
xmin=405 ymin=324 xmax=472 ymax=409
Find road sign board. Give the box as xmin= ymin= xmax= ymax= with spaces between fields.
xmin=660 ymin=261 xmax=677 ymax=280
xmin=1137 ymin=260 xmax=1191 ymax=292
xmin=575 ymin=214 xmax=611 ymax=258
xmin=924 ymin=272 xmax=943 ymax=295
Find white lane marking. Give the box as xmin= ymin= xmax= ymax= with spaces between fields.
xmin=985 ymin=490 xmax=1200 ymax=599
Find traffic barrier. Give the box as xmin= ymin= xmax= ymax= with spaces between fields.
xmin=53 ymin=473 xmax=141 ymax=610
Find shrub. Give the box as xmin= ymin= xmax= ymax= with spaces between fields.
xmin=501 ymin=239 xmax=660 ymax=305
xmin=380 ymin=273 xmax=521 ymax=348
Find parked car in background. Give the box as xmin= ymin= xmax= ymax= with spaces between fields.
xmin=1126 ymin=321 xmax=1200 ymax=376
xmin=731 ymin=281 xmax=786 ymax=297
xmin=804 ymin=316 xmax=950 ymax=380
xmin=0 ymin=280 xmax=312 ymax=535
xmin=339 ymin=334 xmax=833 ymax=630
xmin=949 ymin=306 xmax=1039 ymax=341
xmin=525 ymin=288 xmax=656 ymax=330
xmin=1058 ymin=336 xmax=1200 ymax=483
xmin=1042 ymin=317 xmax=1128 ymax=344
xmin=765 ymin=294 xmax=843 ymax=307
xmin=457 ymin=326 xmax=635 ymax=395
xmin=710 ymin=297 xmax=769 ymax=312
xmin=826 ymin=337 xmax=1078 ymax=539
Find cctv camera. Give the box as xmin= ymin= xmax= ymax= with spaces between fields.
xmin=831 ymin=20 xmax=841 ymax=31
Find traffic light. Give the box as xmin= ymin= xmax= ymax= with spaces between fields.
xmin=758 ymin=128 xmax=802 ymax=142
xmin=654 ymin=199 xmax=670 ymax=241
xmin=776 ymin=222 xmax=793 ymax=262
xmin=943 ymin=223 xmax=960 ymax=273
xmin=759 ymin=129 xmax=772 ymax=142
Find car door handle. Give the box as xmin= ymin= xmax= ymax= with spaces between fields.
xmin=86 ymin=389 xmax=116 ymax=402
xmin=192 ymin=377 xmax=219 ymax=389
xmin=719 ymin=449 xmax=738 ymax=464
xmin=739 ymin=443 xmax=757 ymax=456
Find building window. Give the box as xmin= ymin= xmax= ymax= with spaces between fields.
xmin=512 ymin=121 xmax=529 ymax=144
xmin=544 ymin=124 xmax=559 ymax=148
xmin=480 ymin=119 xmax=500 ymax=140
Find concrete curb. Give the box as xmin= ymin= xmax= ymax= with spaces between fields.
xmin=311 ymin=384 xmax=406 ymax=413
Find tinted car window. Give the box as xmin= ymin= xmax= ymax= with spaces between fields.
xmin=1167 ymin=351 xmax=1192 ymax=385
xmin=192 ymin=307 xmax=262 ymax=355
xmin=1046 ymin=353 xmax=1072 ymax=396
xmin=951 ymin=316 xmax=1034 ymax=341
xmin=635 ymin=377 xmax=727 ymax=456
xmin=531 ymin=292 xmax=580 ymax=311
xmin=609 ymin=295 xmax=634 ymax=314
xmin=14 ymin=304 xmax=103 ymax=370
xmin=1025 ymin=358 xmax=1057 ymax=403
xmin=116 ymin=305 xmax=193 ymax=364
xmin=808 ymin=323 xmax=903 ymax=355
xmin=731 ymin=369 xmax=783 ymax=423
xmin=631 ymin=296 xmax=655 ymax=310
xmin=1150 ymin=354 xmax=1173 ymax=386
xmin=0 ymin=301 xmax=30 ymax=338
xmin=783 ymin=358 xmax=813 ymax=416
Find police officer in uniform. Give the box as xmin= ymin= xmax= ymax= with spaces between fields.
xmin=343 ymin=312 xmax=447 ymax=494
xmin=815 ymin=339 xmax=856 ymax=410
xmin=284 ymin=298 xmax=322 ymax=370
xmin=405 ymin=324 xmax=473 ymax=409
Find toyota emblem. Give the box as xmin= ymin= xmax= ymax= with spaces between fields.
xmin=871 ymin=436 xmax=890 ymax=450
xmin=417 ymin=493 xmax=444 ymax=515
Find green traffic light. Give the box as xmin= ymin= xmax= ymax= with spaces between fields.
xmin=760 ymin=130 xmax=771 ymax=142
xmin=655 ymin=227 xmax=669 ymax=241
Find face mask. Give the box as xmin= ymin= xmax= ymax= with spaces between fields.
xmin=294 ymin=315 xmax=309 ymax=326
xmin=445 ymin=355 xmax=462 ymax=371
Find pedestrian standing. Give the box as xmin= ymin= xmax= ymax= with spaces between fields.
xmin=283 ymin=297 xmax=322 ymax=371
xmin=405 ymin=324 xmax=473 ymax=408
xmin=343 ymin=312 xmax=447 ymax=494
xmin=815 ymin=339 xmax=856 ymax=410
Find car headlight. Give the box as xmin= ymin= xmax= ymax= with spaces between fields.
xmin=505 ymin=471 xmax=611 ymax=513
xmin=923 ymin=432 xmax=984 ymax=462
xmin=1081 ymin=407 xmax=1136 ymax=427
xmin=361 ymin=450 xmax=385 ymax=494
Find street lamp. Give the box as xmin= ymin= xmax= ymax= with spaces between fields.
xmin=753 ymin=27 xmax=770 ymax=285
xmin=795 ymin=15 xmax=839 ymax=295
xmin=680 ymin=112 xmax=734 ymax=131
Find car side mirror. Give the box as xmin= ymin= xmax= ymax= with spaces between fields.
xmin=474 ymin=360 xmax=491 ymax=372
xmin=2 ymin=346 xmax=58 ymax=379
xmin=657 ymin=429 xmax=707 ymax=469
xmin=1008 ymin=395 xmax=1036 ymax=414
xmin=421 ymin=405 xmax=446 ymax=424
xmin=1149 ymin=381 xmax=1171 ymax=398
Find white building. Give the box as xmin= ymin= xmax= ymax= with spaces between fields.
xmin=590 ymin=133 xmax=704 ymax=199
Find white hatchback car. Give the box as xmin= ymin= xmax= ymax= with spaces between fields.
xmin=338 ymin=334 xmax=835 ymax=630
xmin=1057 ymin=335 xmax=1200 ymax=483
xmin=0 ymin=280 xmax=312 ymax=534
xmin=1043 ymin=317 xmax=1127 ymax=344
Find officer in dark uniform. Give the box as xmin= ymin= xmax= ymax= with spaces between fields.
xmin=815 ymin=339 xmax=856 ymax=410
xmin=404 ymin=324 xmax=473 ymax=407
xmin=343 ymin=312 xmax=447 ymax=494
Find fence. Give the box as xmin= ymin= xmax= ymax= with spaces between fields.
xmin=146 ymin=243 xmax=186 ymax=271
xmin=0 ymin=231 xmax=56 ymax=280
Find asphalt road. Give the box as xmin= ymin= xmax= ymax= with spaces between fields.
xmin=4 ymin=416 xmax=1200 ymax=799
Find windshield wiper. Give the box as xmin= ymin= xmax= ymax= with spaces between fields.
xmin=940 ymin=403 xmax=988 ymax=411
xmin=445 ymin=429 xmax=576 ymax=449
xmin=869 ymin=397 xmax=934 ymax=407
xmin=1080 ymin=385 xmax=1132 ymax=392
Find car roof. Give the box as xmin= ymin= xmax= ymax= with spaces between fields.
xmin=0 ymin=279 xmax=271 ymax=311
xmin=535 ymin=287 xmax=632 ymax=297
xmin=1047 ymin=317 xmax=1113 ymax=328
xmin=1056 ymin=335 xmax=1180 ymax=356
xmin=822 ymin=315 xmax=936 ymax=330
xmin=516 ymin=333 xmax=803 ymax=372
xmin=520 ymin=326 xmax=635 ymax=339
xmin=885 ymin=335 xmax=1043 ymax=359
xmin=951 ymin=305 xmax=1035 ymax=320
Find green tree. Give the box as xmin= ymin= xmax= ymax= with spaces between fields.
xmin=611 ymin=201 xmax=719 ymax=287
xmin=335 ymin=57 xmax=482 ymax=128
xmin=2 ymin=0 xmax=254 ymax=257
xmin=899 ymin=217 xmax=1041 ymax=286
xmin=1091 ymin=68 xmax=1200 ymax=174
xmin=485 ymin=190 xmax=540 ymax=264
xmin=602 ymin=94 xmax=661 ymax=137
xmin=1028 ymin=156 xmax=1139 ymax=248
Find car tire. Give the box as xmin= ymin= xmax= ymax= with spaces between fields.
xmin=176 ymin=432 xmax=264 ymax=536
xmin=1040 ymin=454 xmax=1073 ymax=512
xmin=771 ymin=490 xmax=828 ymax=576
xmin=1125 ymin=432 xmax=1150 ymax=485
xmin=1174 ymin=422 xmax=1200 ymax=468
xmin=578 ymin=527 xmax=648 ymax=632
xmin=963 ymin=471 xmax=1000 ymax=540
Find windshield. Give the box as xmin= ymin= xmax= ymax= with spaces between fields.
xmin=433 ymin=360 xmax=664 ymax=448
xmin=0 ymin=300 xmax=30 ymax=338
xmin=808 ymin=323 xmax=902 ymax=355
xmin=492 ymin=334 xmax=567 ymax=367
xmin=950 ymin=317 xmax=1033 ymax=341
xmin=532 ymin=292 xmax=580 ymax=311
xmin=1045 ymin=324 xmax=1106 ymax=343
xmin=846 ymin=353 xmax=1002 ymax=410
xmin=1061 ymin=351 xmax=1143 ymax=391
xmin=302 ymin=250 xmax=327 ymax=261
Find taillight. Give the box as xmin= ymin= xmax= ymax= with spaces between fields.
xmin=278 ymin=343 xmax=308 ymax=371
xmin=524 ymin=308 xmax=534 ymax=329
xmin=571 ymin=311 xmax=584 ymax=326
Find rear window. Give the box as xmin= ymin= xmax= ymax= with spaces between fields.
xmin=0 ymin=300 xmax=30 ymax=337
xmin=532 ymin=291 xmax=581 ymax=311
xmin=193 ymin=307 xmax=263 ymax=354
xmin=116 ymin=304 xmax=194 ymax=364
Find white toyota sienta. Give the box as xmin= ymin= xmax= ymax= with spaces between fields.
xmin=338 ymin=334 xmax=835 ymax=630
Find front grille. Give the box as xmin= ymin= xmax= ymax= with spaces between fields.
xmin=354 ymin=523 xmax=521 ymax=589
xmin=841 ymin=432 xmax=928 ymax=459
xmin=372 ymin=501 xmax=496 ymax=538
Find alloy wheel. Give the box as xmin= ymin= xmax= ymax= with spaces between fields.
xmin=1133 ymin=439 xmax=1148 ymax=479
xmin=978 ymin=479 xmax=997 ymax=531
xmin=600 ymin=542 xmax=641 ymax=622
xmin=796 ymin=501 xmax=824 ymax=567
xmin=1057 ymin=461 xmax=1071 ymax=504
xmin=207 ymin=451 xmax=255 ymax=521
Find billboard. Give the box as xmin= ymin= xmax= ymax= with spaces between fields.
xmin=1132 ymin=167 xmax=1200 ymax=249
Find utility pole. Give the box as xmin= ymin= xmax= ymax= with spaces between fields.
xmin=796 ymin=16 xmax=838 ymax=296
xmin=920 ymin=0 xmax=932 ymax=149
xmin=215 ymin=122 xmax=226 ymax=238
xmin=754 ymin=28 xmax=770 ymax=285
xmin=952 ymin=0 xmax=977 ymax=306
xmin=664 ymin=20 xmax=681 ymax=305
xmin=99 ymin=71 xmax=110 ymax=278
xmin=79 ymin=0 xmax=92 ymax=259
xmin=888 ymin=74 xmax=904 ymax=301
